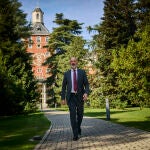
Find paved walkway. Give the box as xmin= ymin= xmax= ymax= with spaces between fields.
xmin=34 ymin=110 xmax=150 ymax=150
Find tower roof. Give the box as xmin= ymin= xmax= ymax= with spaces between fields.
xmin=31 ymin=6 xmax=49 ymax=35
xmin=31 ymin=22 xmax=49 ymax=35
xmin=33 ymin=7 xmax=44 ymax=14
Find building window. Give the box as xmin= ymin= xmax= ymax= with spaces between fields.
xmin=37 ymin=68 xmax=42 ymax=73
xmin=28 ymin=44 xmax=32 ymax=48
xmin=46 ymin=68 xmax=51 ymax=73
xmin=36 ymin=13 xmax=39 ymax=19
xmin=45 ymin=52 xmax=50 ymax=57
xmin=28 ymin=36 xmax=33 ymax=44
xmin=37 ymin=44 xmax=41 ymax=48
xmin=45 ymin=36 xmax=49 ymax=43
xmin=36 ymin=76 xmax=43 ymax=80
xmin=36 ymin=36 xmax=41 ymax=42
xmin=36 ymin=26 xmax=41 ymax=31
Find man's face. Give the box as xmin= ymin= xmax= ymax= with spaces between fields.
xmin=70 ymin=57 xmax=78 ymax=69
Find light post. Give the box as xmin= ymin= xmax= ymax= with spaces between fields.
xmin=105 ymin=98 xmax=110 ymax=120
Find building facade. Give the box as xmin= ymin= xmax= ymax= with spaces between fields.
xmin=26 ymin=7 xmax=50 ymax=108
xmin=27 ymin=7 xmax=50 ymax=80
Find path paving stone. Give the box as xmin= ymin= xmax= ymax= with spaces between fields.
xmin=34 ymin=110 xmax=150 ymax=150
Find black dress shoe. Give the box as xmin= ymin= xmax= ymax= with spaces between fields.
xmin=73 ymin=136 xmax=78 ymax=141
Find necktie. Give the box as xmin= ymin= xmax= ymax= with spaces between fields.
xmin=73 ymin=70 xmax=77 ymax=92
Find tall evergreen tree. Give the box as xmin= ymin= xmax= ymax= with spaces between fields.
xmin=136 ymin=0 xmax=150 ymax=28
xmin=100 ymin=0 xmax=136 ymax=49
xmin=89 ymin=0 xmax=137 ymax=108
xmin=46 ymin=13 xmax=87 ymax=106
xmin=0 ymin=0 xmax=38 ymax=115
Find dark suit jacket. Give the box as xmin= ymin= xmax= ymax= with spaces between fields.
xmin=61 ymin=69 xmax=89 ymax=102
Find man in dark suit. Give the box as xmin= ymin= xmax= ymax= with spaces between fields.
xmin=61 ymin=57 xmax=89 ymax=141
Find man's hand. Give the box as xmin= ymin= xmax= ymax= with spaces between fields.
xmin=61 ymin=100 xmax=66 ymax=105
xmin=83 ymin=93 xmax=88 ymax=101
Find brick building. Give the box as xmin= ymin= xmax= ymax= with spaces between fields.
xmin=26 ymin=7 xmax=50 ymax=108
xmin=27 ymin=7 xmax=50 ymax=80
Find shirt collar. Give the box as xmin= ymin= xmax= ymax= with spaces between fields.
xmin=71 ymin=68 xmax=77 ymax=72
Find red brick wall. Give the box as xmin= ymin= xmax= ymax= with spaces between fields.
xmin=26 ymin=35 xmax=50 ymax=80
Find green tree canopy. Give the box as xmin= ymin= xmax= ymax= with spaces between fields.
xmin=111 ymin=25 xmax=150 ymax=108
xmin=87 ymin=0 xmax=137 ymax=108
xmin=0 ymin=0 xmax=39 ymax=115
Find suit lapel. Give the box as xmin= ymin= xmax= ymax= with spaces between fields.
xmin=68 ymin=70 xmax=72 ymax=85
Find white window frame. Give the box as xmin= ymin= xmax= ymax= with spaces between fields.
xmin=28 ymin=44 xmax=32 ymax=48
xmin=45 ymin=52 xmax=50 ymax=56
xmin=45 ymin=36 xmax=49 ymax=43
xmin=36 ymin=36 xmax=41 ymax=42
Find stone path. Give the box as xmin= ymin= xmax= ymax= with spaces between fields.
xmin=34 ymin=110 xmax=150 ymax=150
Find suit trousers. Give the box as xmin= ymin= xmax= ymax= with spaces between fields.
xmin=68 ymin=93 xmax=84 ymax=137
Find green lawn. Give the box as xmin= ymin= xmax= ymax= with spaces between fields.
xmin=55 ymin=107 xmax=150 ymax=132
xmin=0 ymin=112 xmax=50 ymax=150
xmin=84 ymin=107 xmax=150 ymax=131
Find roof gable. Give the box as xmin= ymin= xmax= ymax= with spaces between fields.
xmin=31 ymin=23 xmax=49 ymax=35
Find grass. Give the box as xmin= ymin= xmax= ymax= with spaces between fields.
xmin=84 ymin=107 xmax=150 ymax=131
xmin=54 ymin=107 xmax=150 ymax=132
xmin=0 ymin=111 xmax=50 ymax=150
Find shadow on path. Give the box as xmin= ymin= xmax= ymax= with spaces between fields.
xmin=35 ymin=109 xmax=150 ymax=150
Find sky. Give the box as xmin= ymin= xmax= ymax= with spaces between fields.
xmin=18 ymin=0 xmax=104 ymax=40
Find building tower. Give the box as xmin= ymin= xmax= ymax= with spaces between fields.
xmin=26 ymin=7 xmax=50 ymax=109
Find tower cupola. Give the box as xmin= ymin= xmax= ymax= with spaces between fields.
xmin=32 ymin=7 xmax=44 ymax=25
